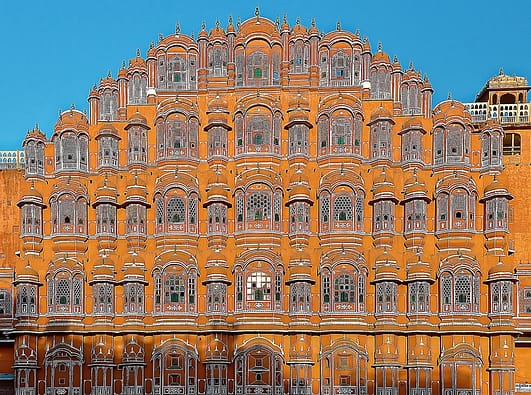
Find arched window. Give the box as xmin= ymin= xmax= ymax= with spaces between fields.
xmin=404 ymin=199 xmax=427 ymax=232
xmin=207 ymin=127 xmax=228 ymax=157
xmin=97 ymin=134 xmax=119 ymax=169
xmin=21 ymin=204 xmax=42 ymax=236
xmin=490 ymin=281 xmax=513 ymax=314
xmin=321 ymin=264 xmax=366 ymax=313
xmin=290 ymin=41 xmax=309 ymax=74
xmin=485 ymin=197 xmax=508 ymax=231
xmin=370 ymin=120 xmax=392 ymax=160
xmin=123 ymin=282 xmax=144 ymax=315
xmin=24 ymin=140 xmax=45 ymax=176
xmin=92 ymin=282 xmax=114 ymax=315
xmin=206 ymin=283 xmax=227 ymax=314
xmin=320 ymin=189 xmax=363 ymax=233
xmin=155 ymin=189 xmax=198 ymax=234
xmin=47 ymin=272 xmax=83 ymax=315
xmin=373 ymin=200 xmax=395 ymax=233
xmin=96 ymin=203 xmax=117 ymax=235
xmin=375 ymin=282 xmax=398 ymax=314
xmin=152 ymin=345 xmax=198 ymax=395
xmin=15 ymin=285 xmax=37 ymax=317
xmin=126 ymin=204 xmax=147 ymax=235
xmin=207 ymin=203 xmax=228 ymax=234
xmin=320 ymin=345 xmax=368 ymax=395
xmin=237 ymin=185 xmax=280 ymax=232
xmin=288 ymin=124 xmax=309 ymax=156
xmin=246 ymin=113 xmax=271 ymax=153
xmin=0 ymin=289 xmax=11 ymax=316
xmin=99 ymin=90 xmax=118 ymax=121
xmin=318 ymin=113 xmax=362 ymax=156
xmin=330 ymin=52 xmax=351 ymax=86
xmin=234 ymin=346 xmax=283 ymax=395
xmin=440 ymin=270 xmax=480 ymax=314
xmin=481 ymin=130 xmax=502 ymax=168
xmin=234 ymin=262 xmax=283 ymax=312
xmin=246 ymin=51 xmax=269 ymax=87
xmin=157 ymin=114 xmax=199 ymax=160
xmin=433 ymin=123 xmax=471 ymax=165
xmin=51 ymin=194 xmax=87 ymax=235
xmin=153 ymin=266 xmax=197 ymax=314
xmin=440 ymin=348 xmax=482 ymax=394
xmin=208 ymin=45 xmax=228 ymax=77
xmin=408 ymin=281 xmax=430 ymax=314
xmin=400 ymin=129 xmax=423 ymax=163
xmin=401 ymin=83 xmax=421 ymax=115
xmin=289 ymin=282 xmax=312 ymax=314
xmin=289 ymin=201 xmax=310 ymax=234
xmin=128 ymin=73 xmax=147 ymax=104
xmin=167 ymin=54 xmax=197 ymax=90
xmin=370 ymin=68 xmax=391 ymax=99
xmin=127 ymin=126 xmax=148 ymax=164
xmin=436 ymin=189 xmax=475 ymax=231
xmin=54 ymin=132 xmax=88 ymax=172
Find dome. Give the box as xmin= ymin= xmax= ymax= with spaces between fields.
xmin=53 ymin=107 xmax=89 ymax=133
xmin=207 ymin=95 xmax=229 ymax=113
xmin=93 ymin=184 xmax=118 ymax=207
xmin=203 ymin=251 xmax=230 ymax=285
xmin=400 ymin=117 xmax=424 ymax=131
xmin=209 ymin=23 xmax=226 ymax=40
xmin=118 ymin=62 xmax=128 ymax=79
xmin=204 ymin=172 xmax=231 ymax=207
xmin=206 ymin=250 xmax=228 ymax=266
xmin=291 ymin=19 xmax=307 ymax=36
xmin=287 ymin=183 xmax=312 ymax=205
xmin=125 ymin=111 xmax=150 ymax=130
xmin=406 ymin=260 xmax=433 ymax=282
xmin=95 ymin=123 xmax=120 ymax=140
xmin=205 ymin=336 xmax=229 ymax=361
xmin=480 ymin=177 xmax=513 ymax=202
xmin=129 ymin=49 xmax=147 ymax=70
xmin=123 ymin=337 xmax=144 ymax=362
xmin=368 ymin=105 xmax=394 ymax=124
xmin=432 ymin=100 xmax=471 ymax=124
xmin=487 ymin=261 xmax=514 ymax=282
xmin=121 ymin=263 xmax=146 ymax=282
xmin=370 ymin=170 xmax=398 ymax=204
xmin=402 ymin=173 xmax=430 ymax=203
xmin=308 ymin=19 xmax=319 ymax=36
xmin=207 ymin=171 xmax=229 ymax=186
xmin=287 ymin=264 xmax=314 ymax=284
xmin=23 ymin=125 xmax=46 ymax=143
xmin=14 ymin=261 xmax=41 ymax=285
xmin=17 ymin=183 xmax=45 ymax=207
xmin=99 ymin=72 xmax=118 ymax=90
xmin=124 ymin=175 xmax=149 ymax=206
xmin=371 ymin=43 xmax=391 ymax=64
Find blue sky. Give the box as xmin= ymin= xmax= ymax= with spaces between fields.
xmin=0 ymin=0 xmax=529 ymax=150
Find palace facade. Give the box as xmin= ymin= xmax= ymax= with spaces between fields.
xmin=0 ymin=10 xmax=530 ymax=395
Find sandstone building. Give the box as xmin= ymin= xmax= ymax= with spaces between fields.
xmin=0 ymin=10 xmax=530 ymax=395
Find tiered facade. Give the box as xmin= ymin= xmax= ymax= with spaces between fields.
xmin=1 ymin=10 xmax=531 ymax=395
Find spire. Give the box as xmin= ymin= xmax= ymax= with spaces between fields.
xmin=255 ymin=6 xmax=260 ymax=18
xmin=175 ymin=22 xmax=180 ymax=34
xmin=499 ymin=67 xmax=504 ymax=75
xmin=215 ymin=18 xmax=220 ymax=28
xmin=136 ymin=48 xmax=141 ymax=57
xmin=378 ymin=41 xmax=382 ymax=52
xmin=201 ymin=20 xmax=206 ymax=31
xmin=336 ymin=20 xmax=341 ymax=30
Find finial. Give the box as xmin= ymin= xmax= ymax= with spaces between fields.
xmin=122 ymin=60 xmax=126 ymax=68
xmin=393 ymin=55 xmax=398 ymax=63
xmin=216 ymin=19 xmax=220 ymax=28
xmin=275 ymin=16 xmax=280 ymax=29
xmin=283 ymin=13 xmax=288 ymax=24
xmin=311 ymin=18 xmax=316 ymax=28
xmin=409 ymin=61 xmax=414 ymax=70
xmin=136 ymin=48 xmax=141 ymax=57
xmin=237 ymin=16 xmax=241 ymax=29
xmin=201 ymin=21 xmax=206 ymax=31
xmin=448 ymin=92 xmax=452 ymax=100
xmin=107 ymin=70 xmax=111 ymax=78
xmin=296 ymin=16 xmax=301 ymax=25
xmin=499 ymin=67 xmax=504 ymax=75
xmin=355 ymin=28 xmax=360 ymax=36
xmin=175 ymin=23 xmax=180 ymax=34
xmin=158 ymin=33 xmax=163 ymax=42
xmin=378 ymin=42 xmax=382 ymax=52
xmin=35 ymin=122 xmax=39 ymax=130
xmin=70 ymin=103 xmax=75 ymax=111
xmin=255 ymin=6 xmax=260 ymax=18
xmin=336 ymin=20 xmax=341 ymax=30
xmin=228 ymin=15 xmax=233 ymax=26
xmin=149 ymin=41 xmax=154 ymax=49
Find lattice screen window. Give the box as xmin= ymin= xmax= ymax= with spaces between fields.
xmin=189 ymin=196 xmax=197 ymax=225
xmin=62 ymin=134 xmax=77 ymax=169
xmin=128 ymin=74 xmax=147 ymax=105
xmin=333 ymin=195 xmax=353 ymax=221
xmin=246 ymin=51 xmax=269 ymax=86
xmin=126 ymin=204 xmax=146 ymax=234
xmin=73 ymin=277 xmax=83 ymax=312
xmin=409 ymin=281 xmax=430 ymax=314
xmin=318 ymin=117 xmax=330 ymax=153
xmin=55 ymin=278 xmax=70 ymax=308
xmin=290 ymin=41 xmax=309 ymax=74
xmin=96 ymin=204 xmax=116 ymax=234
xmin=437 ymin=194 xmax=449 ymax=230
xmin=100 ymin=91 xmax=118 ymax=121
xmin=124 ymin=283 xmax=144 ymax=314
xmin=331 ymin=52 xmax=351 ymax=82
xmin=208 ymin=127 xmax=227 ymax=157
xmin=486 ymin=197 xmax=508 ymax=231
xmin=25 ymin=140 xmax=45 ymax=175
xmin=520 ymin=287 xmax=531 ymax=314
xmin=455 ymin=274 xmax=472 ymax=311
xmin=235 ymin=52 xmax=244 ymax=86
xmin=376 ymin=282 xmax=397 ymax=313
xmin=319 ymin=51 xmax=328 ymax=86
xmin=320 ymin=193 xmax=330 ymax=231
xmin=98 ymin=136 xmax=119 ymax=168
xmin=167 ymin=197 xmax=186 ymax=223
xmin=155 ymin=198 xmax=164 ymax=226
xmin=289 ymin=124 xmax=309 ymax=156
xmin=93 ymin=283 xmax=114 ymax=315
xmin=289 ymin=283 xmax=311 ymax=313
xmin=334 ymin=274 xmax=356 ymax=303
xmin=246 ymin=192 xmax=271 ymax=221
xmin=272 ymin=52 xmax=280 ymax=85
xmin=447 ymin=125 xmax=463 ymax=161
xmin=164 ymin=274 xmax=186 ymax=304
xmin=370 ymin=68 xmax=391 ymax=99
xmin=206 ymin=283 xmax=227 ymax=313
xmin=208 ymin=45 xmax=228 ymax=77
xmin=331 ymin=117 xmax=352 ymax=147
xmin=246 ymin=115 xmax=271 ymax=150
xmin=0 ymin=289 xmax=11 ymax=315
xmin=433 ymin=128 xmax=444 ymax=164
xmin=451 ymin=191 xmax=468 ymax=229
xmin=168 ymin=55 xmax=187 ymax=88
